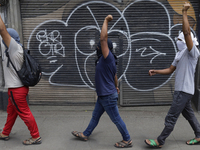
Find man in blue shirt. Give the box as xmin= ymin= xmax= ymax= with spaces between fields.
xmin=72 ymin=15 xmax=132 ymax=148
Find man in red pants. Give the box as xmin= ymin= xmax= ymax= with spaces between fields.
xmin=0 ymin=15 xmax=42 ymax=145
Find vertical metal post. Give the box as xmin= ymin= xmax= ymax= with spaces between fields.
xmin=119 ymin=79 xmax=123 ymax=106
xmin=118 ymin=29 xmax=123 ymax=106
xmin=0 ymin=0 xmax=7 ymax=111
xmin=192 ymin=4 xmax=200 ymax=112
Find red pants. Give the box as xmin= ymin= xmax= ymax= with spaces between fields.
xmin=2 ymin=86 xmax=40 ymax=138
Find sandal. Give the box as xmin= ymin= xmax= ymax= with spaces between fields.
xmin=23 ymin=137 xmax=42 ymax=145
xmin=186 ymin=138 xmax=200 ymax=145
xmin=71 ymin=131 xmax=88 ymax=141
xmin=114 ymin=139 xmax=133 ymax=148
xmin=145 ymin=139 xmax=162 ymax=148
xmin=0 ymin=133 xmax=9 ymax=141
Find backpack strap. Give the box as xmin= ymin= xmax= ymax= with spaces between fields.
xmin=5 ymin=47 xmax=19 ymax=73
xmin=5 ymin=47 xmax=10 ymax=67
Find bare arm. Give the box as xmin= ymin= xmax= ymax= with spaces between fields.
xmin=100 ymin=15 xmax=113 ymax=59
xmin=149 ymin=65 xmax=176 ymax=76
xmin=0 ymin=16 xmax=11 ymax=48
xmin=182 ymin=2 xmax=193 ymax=51
xmin=115 ymin=74 xmax=120 ymax=94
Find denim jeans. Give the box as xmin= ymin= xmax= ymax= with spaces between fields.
xmin=157 ymin=91 xmax=200 ymax=145
xmin=83 ymin=92 xmax=131 ymax=141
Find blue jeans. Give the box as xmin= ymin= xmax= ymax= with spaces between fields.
xmin=83 ymin=92 xmax=131 ymax=141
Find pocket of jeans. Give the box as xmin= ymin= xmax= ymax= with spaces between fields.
xmin=109 ymin=93 xmax=118 ymax=103
xmin=111 ymin=92 xmax=118 ymax=99
xmin=173 ymin=91 xmax=182 ymax=104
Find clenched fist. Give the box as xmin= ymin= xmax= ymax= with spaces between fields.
xmin=149 ymin=70 xmax=156 ymax=76
xmin=105 ymin=15 xmax=113 ymax=22
xmin=182 ymin=2 xmax=190 ymax=12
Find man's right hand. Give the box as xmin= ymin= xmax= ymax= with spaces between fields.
xmin=182 ymin=2 xmax=190 ymax=12
xmin=105 ymin=15 xmax=113 ymax=22
xmin=149 ymin=70 xmax=156 ymax=76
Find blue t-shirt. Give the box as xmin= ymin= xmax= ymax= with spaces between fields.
xmin=95 ymin=51 xmax=117 ymax=96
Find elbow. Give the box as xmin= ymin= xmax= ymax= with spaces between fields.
xmin=0 ymin=26 xmax=6 ymax=35
xmin=183 ymin=27 xmax=191 ymax=36
xmin=169 ymin=69 xmax=175 ymax=75
xmin=183 ymin=31 xmax=190 ymax=38
xmin=100 ymin=34 xmax=108 ymax=41
xmin=100 ymin=31 xmax=108 ymax=42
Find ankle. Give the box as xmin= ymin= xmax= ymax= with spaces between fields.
xmin=123 ymin=140 xmax=130 ymax=143
xmin=81 ymin=133 xmax=86 ymax=137
xmin=155 ymin=140 xmax=160 ymax=145
xmin=196 ymin=138 xmax=200 ymax=141
xmin=32 ymin=137 xmax=40 ymax=140
xmin=1 ymin=133 xmax=8 ymax=137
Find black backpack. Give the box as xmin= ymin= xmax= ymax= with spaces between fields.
xmin=6 ymin=47 xmax=42 ymax=86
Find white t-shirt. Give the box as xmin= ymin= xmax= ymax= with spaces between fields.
xmin=172 ymin=45 xmax=200 ymax=95
xmin=1 ymin=37 xmax=24 ymax=88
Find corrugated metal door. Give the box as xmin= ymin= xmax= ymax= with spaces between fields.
xmin=20 ymin=0 xmax=199 ymax=105
xmin=119 ymin=0 xmax=199 ymax=106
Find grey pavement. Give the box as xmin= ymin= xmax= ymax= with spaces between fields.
xmin=0 ymin=104 xmax=200 ymax=150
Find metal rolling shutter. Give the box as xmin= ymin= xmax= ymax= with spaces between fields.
xmin=20 ymin=0 xmax=199 ymax=105
xmin=20 ymin=0 xmax=99 ymax=105
xmin=119 ymin=0 xmax=199 ymax=106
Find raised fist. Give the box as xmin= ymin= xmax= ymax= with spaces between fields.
xmin=105 ymin=15 xmax=113 ymax=22
xmin=182 ymin=2 xmax=190 ymax=12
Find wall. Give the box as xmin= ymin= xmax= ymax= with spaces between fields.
xmin=19 ymin=0 xmax=200 ymax=107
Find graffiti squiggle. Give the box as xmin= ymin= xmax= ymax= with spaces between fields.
xmin=36 ymin=30 xmax=65 ymax=58
xmin=136 ymin=46 xmax=166 ymax=64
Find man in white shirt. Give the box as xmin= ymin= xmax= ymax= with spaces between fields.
xmin=145 ymin=2 xmax=200 ymax=148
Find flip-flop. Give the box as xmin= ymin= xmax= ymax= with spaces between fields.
xmin=22 ymin=137 xmax=42 ymax=145
xmin=114 ymin=139 xmax=133 ymax=148
xmin=0 ymin=134 xmax=9 ymax=141
xmin=145 ymin=139 xmax=162 ymax=148
xmin=186 ymin=139 xmax=200 ymax=145
xmin=71 ymin=131 xmax=88 ymax=141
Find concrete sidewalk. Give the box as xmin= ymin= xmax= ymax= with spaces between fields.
xmin=0 ymin=105 xmax=200 ymax=150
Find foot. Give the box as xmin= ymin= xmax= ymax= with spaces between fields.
xmin=114 ymin=139 xmax=133 ymax=148
xmin=186 ymin=138 xmax=200 ymax=145
xmin=0 ymin=133 xmax=9 ymax=141
xmin=71 ymin=131 xmax=88 ymax=141
xmin=23 ymin=137 xmax=42 ymax=145
xmin=145 ymin=139 xmax=162 ymax=148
